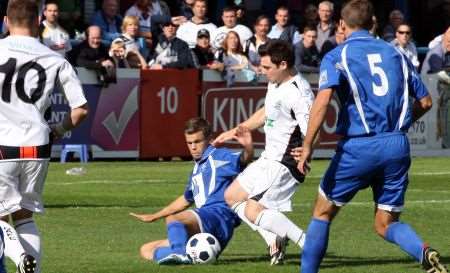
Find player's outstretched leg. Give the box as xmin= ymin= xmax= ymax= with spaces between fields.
xmin=0 ymin=220 xmax=36 ymax=273
xmin=154 ymin=221 xmax=192 ymax=265
xmin=300 ymin=218 xmax=330 ymax=273
xmin=12 ymin=217 xmax=40 ymax=273
xmin=254 ymin=208 xmax=306 ymax=248
xmin=382 ymin=218 xmax=447 ymax=272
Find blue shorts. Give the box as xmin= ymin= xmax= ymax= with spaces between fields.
xmin=192 ymin=205 xmax=240 ymax=250
xmin=320 ymin=132 xmax=410 ymax=212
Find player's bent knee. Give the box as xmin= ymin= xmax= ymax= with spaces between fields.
xmin=140 ymin=244 xmax=155 ymax=260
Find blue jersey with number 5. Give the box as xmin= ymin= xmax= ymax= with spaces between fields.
xmin=318 ymin=30 xmax=429 ymax=137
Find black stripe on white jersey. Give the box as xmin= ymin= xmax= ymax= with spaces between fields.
xmin=280 ymin=109 xmax=305 ymax=183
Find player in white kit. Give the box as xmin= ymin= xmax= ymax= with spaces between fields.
xmin=213 ymin=39 xmax=314 ymax=265
xmin=0 ymin=1 xmax=88 ymax=272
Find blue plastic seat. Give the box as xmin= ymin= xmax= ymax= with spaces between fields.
xmin=60 ymin=144 xmax=89 ymax=163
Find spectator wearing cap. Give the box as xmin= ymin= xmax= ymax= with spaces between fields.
xmin=91 ymin=0 xmax=123 ymax=44
xmin=177 ymin=0 xmax=217 ymax=48
xmin=267 ymin=6 xmax=301 ymax=45
xmin=243 ymin=15 xmax=270 ymax=69
xmin=210 ymin=6 xmax=253 ymax=50
xmin=390 ymin=23 xmax=419 ymax=70
xmin=192 ymin=29 xmax=224 ymax=71
xmin=149 ymin=21 xmax=195 ymax=69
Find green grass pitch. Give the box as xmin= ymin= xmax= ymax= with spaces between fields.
xmin=6 ymin=157 xmax=449 ymax=273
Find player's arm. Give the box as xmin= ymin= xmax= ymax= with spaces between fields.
xmin=213 ymin=106 xmax=265 ymax=146
xmin=233 ymin=125 xmax=254 ymax=165
xmin=51 ymin=104 xmax=88 ymax=138
xmin=412 ymin=95 xmax=432 ymax=122
xmin=51 ymin=61 xmax=89 ymax=138
xmin=130 ymin=195 xmax=191 ymax=223
xmin=297 ymin=88 xmax=334 ymax=174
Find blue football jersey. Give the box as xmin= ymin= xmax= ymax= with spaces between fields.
xmin=184 ymin=145 xmax=241 ymax=208
xmin=318 ymin=30 xmax=429 ymax=137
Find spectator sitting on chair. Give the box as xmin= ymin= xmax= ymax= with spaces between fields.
xmin=91 ymin=0 xmax=123 ymax=45
xmin=267 ymin=6 xmax=301 ymax=45
xmin=70 ymin=26 xmax=116 ymax=86
xmin=390 ymin=23 xmax=420 ymax=70
xmin=192 ymin=29 xmax=224 ymax=71
xmin=39 ymin=1 xmax=72 ymax=57
xmin=149 ymin=21 xmax=195 ymax=69
xmin=295 ymin=26 xmax=321 ymax=73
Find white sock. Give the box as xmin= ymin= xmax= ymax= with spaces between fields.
xmin=232 ymin=202 xmax=277 ymax=246
xmin=255 ymin=209 xmax=306 ymax=248
xmin=14 ymin=218 xmax=41 ymax=273
xmin=0 ymin=220 xmax=25 ymax=266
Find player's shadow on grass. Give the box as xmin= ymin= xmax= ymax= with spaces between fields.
xmin=219 ymin=253 xmax=300 ymax=264
xmin=45 ymin=204 xmax=146 ymax=209
xmin=288 ymin=253 xmax=450 ymax=269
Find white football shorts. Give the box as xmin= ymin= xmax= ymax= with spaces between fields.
xmin=0 ymin=160 xmax=49 ymax=216
xmin=237 ymin=157 xmax=299 ymax=212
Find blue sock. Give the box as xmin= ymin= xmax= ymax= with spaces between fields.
xmin=385 ymin=222 xmax=424 ymax=262
xmin=167 ymin=221 xmax=189 ymax=255
xmin=301 ymin=218 xmax=331 ymax=273
xmin=153 ymin=246 xmax=173 ymax=262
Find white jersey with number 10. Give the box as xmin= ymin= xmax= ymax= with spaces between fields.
xmin=0 ymin=35 xmax=87 ymax=147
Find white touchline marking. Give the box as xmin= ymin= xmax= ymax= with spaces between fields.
xmin=48 ymin=179 xmax=178 ymax=185
xmin=57 ymin=199 xmax=450 ymax=210
xmin=306 ymin=171 xmax=450 ymax=179
xmin=292 ymin=199 xmax=450 ymax=208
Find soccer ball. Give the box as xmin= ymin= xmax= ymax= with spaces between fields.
xmin=186 ymin=233 xmax=221 ymax=264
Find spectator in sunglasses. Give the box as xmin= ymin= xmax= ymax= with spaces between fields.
xmin=391 ymin=23 xmax=419 ymax=69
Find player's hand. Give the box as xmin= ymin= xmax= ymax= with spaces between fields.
xmin=212 ymin=127 xmax=237 ymax=147
xmin=49 ymin=123 xmax=67 ymax=140
xmin=290 ymin=147 xmax=303 ymax=162
xmin=297 ymin=146 xmax=312 ymax=175
xmin=129 ymin=212 xmax=159 ymax=223
xmin=233 ymin=125 xmax=252 ymax=147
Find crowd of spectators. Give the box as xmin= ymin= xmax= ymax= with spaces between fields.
xmin=1 ymin=0 xmax=449 ymax=86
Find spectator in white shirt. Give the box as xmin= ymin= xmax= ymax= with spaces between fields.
xmin=176 ymin=0 xmax=217 ymax=48
xmin=211 ymin=6 xmax=253 ymax=50
xmin=39 ymin=1 xmax=72 ymax=56
xmin=390 ymin=23 xmax=420 ymax=69
xmin=267 ymin=6 xmax=301 ymax=45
